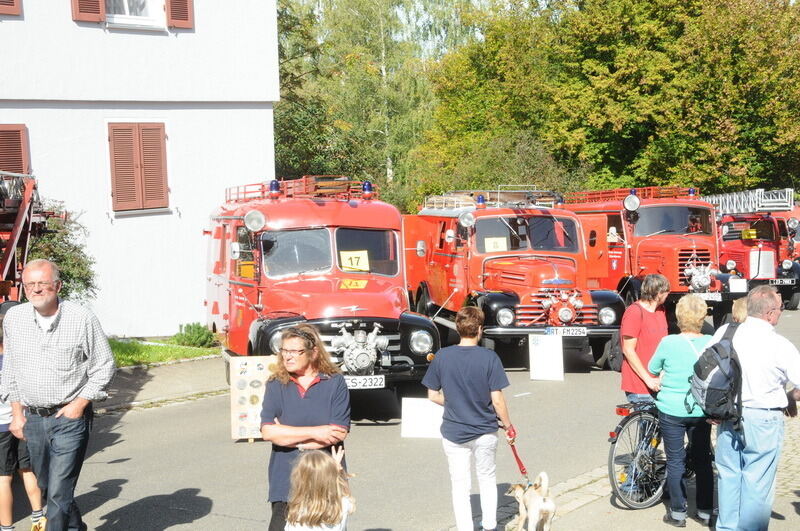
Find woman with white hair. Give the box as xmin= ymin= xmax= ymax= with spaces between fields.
xmin=648 ymin=294 xmax=714 ymax=527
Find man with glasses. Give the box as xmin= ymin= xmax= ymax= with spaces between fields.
xmin=0 ymin=259 xmax=115 ymax=531
xmin=709 ymin=285 xmax=800 ymax=531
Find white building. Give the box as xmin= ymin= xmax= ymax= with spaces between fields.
xmin=0 ymin=0 xmax=279 ymax=335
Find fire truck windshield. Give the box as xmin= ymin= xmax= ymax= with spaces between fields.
xmin=633 ymin=206 xmax=712 ymax=237
xmin=722 ymin=218 xmax=777 ymax=241
xmin=475 ymin=216 xmax=579 ymax=253
xmin=260 ymin=229 xmax=332 ymax=277
xmin=335 ymin=228 xmax=399 ymax=276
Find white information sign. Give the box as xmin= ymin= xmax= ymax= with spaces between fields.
xmin=230 ymin=355 xmax=277 ymax=440
xmin=400 ymin=397 xmax=444 ymax=439
xmin=728 ymin=278 xmax=748 ymax=293
xmin=529 ymin=334 xmax=564 ymax=381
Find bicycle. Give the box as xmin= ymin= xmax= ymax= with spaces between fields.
xmin=607 ymin=402 xmax=666 ymax=509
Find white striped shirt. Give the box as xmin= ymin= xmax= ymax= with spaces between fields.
xmin=0 ymin=300 xmax=115 ymax=407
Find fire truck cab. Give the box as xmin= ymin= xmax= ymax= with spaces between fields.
xmin=704 ymin=188 xmax=800 ymax=310
xmin=206 ymin=176 xmax=439 ymax=390
xmin=404 ymin=190 xmax=624 ymax=366
xmin=562 ymin=187 xmax=742 ymax=326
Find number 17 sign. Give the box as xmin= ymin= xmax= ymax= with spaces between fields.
xmin=339 ymin=250 xmax=370 ymax=272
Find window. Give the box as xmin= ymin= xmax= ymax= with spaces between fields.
xmin=528 ymin=216 xmax=579 ymax=253
xmin=72 ymin=1 xmax=193 ymax=29
xmin=335 ymin=228 xmax=399 ymax=276
xmin=475 ymin=217 xmax=528 ymax=253
xmin=0 ymin=124 xmax=30 ymax=175
xmin=108 ymin=123 xmax=169 ymax=212
xmin=633 ymin=206 xmax=713 ymax=237
xmin=260 ymin=229 xmax=332 ymax=278
xmin=0 ymin=0 xmax=21 ymax=16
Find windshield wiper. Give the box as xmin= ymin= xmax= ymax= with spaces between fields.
xmin=644 ymin=229 xmax=671 ymax=237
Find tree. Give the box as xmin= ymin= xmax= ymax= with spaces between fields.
xmin=28 ymin=202 xmax=97 ymax=301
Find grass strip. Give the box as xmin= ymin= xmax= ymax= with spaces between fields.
xmin=110 ymin=338 xmax=218 ymax=367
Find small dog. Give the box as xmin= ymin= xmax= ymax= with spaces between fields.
xmin=505 ymin=471 xmax=557 ymax=531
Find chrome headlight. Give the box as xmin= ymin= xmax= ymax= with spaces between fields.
xmin=623 ymin=193 xmax=640 ymax=212
xmin=557 ymin=307 xmax=575 ymax=323
xmin=409 ymin=330 xmax=434 ymax=354
xmin=726 ymin=259 xmax=736 ymax=271
xmin=458 ymin=211 xmax=476 ymax=228
xmin=782 ymin=259 xmax=793 ymax=270
xmin=496 ymin=308 xmax=515 ymax=326
xmin=244 ymin=209 xmax=267 ymax=232
xmin=269 ymin=331 xmax=283 ymax=355
xmin=788 ymin=217 xmax=799 ymax=230
xmin=598 ymin=307 xmax=617 ymax=325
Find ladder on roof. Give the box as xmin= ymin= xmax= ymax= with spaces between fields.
xmin=564 ymin=186 xmax=696 ymax=203
xmin=702 ymin=188 xmax=795 ymax=214
xmin=423 ymin=186 xmax=561 ymax=210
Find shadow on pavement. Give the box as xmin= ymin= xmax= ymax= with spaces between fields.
xmin=95 ymin=487 xmax=212 ymax=530
xmin=74 ymin=479 xmax=127 ymax=517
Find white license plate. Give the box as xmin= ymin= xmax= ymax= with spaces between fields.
xmin=769 ymin=278 xmax=795 ymax=286
xmin=545 ymin=327 xmax=587 ymax=336
xmin=728 ymin=278 xmax=748 ymax=293
xmin=696 ymin=292 xmax=722 ymax=301
xmin=344 ymin=375 xmax=385 ymax=389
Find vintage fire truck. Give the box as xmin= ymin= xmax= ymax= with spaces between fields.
xmin=206 ymin=176 xmax=440 ymax=389
xmin=703 ymin=188 xmax=800 ymax=309
xmin=562 ymin=186 xmax=743 ymax=326
xmin=767 ymin=205 xmax=800 ymax=262
xmin=0 ymin=170 xmax=50 ymax=309
xmin=403 ymin=189 xmax=625 ymax=366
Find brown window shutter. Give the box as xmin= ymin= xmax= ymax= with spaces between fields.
xmin=166 ymin=0 xmax=193 ymax=29
xmin=0 ymin=124 xmax=30 ymax=174
xmin=138 ymin=123 xmax=169 ymax=209
xmin=71 ymin=0 xmax=104 ymax=22
xmin=109 ymin=124 xmax=142 ymax=211
xmin=0 ymin=0 xmax=22 ymax=16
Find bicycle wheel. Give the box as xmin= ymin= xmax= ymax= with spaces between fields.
xmin=608 ymin=410 xmax=666 ymax=509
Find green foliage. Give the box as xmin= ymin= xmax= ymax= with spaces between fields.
xmin=171 ymin=322 xmax=217 ymax=348
xmin=276 ymin=0 xmax=800 ymax=202
xmin=109 ymin=338 xmax=218 ymax=367
xmin=28 ymin=201 xmax=96 ymax=301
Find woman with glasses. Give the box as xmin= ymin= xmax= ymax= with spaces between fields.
xmin=260 ymin=325 xmax=351 ymax=531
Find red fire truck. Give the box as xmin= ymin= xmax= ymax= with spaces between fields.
xmin=703 ymin=188 xmax=800 ymax=309
xmin=404 ymin=190 xmax=625 ymax=366
xmin=768 ymin=205 xmax=800 ymax=262
xmin=0 ymin=170 xmax=50 ymax=308
xmin=562 ymin=187 xmax=743 ymax=326
xmin=206 ymin=176 xmax=440 ymax=390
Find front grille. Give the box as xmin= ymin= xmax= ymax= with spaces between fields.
xmin=515 ymin=291 xmax=599 ymax=326
xmin=678 ymin=248 xmax=712 ymax=286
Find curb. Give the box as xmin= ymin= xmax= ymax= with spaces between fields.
xmin=95 ymin=387 xmax=230 ymax=415
xmin=115 ymin=353 xmax=222 ymax=373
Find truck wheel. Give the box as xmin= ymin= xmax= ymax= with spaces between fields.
xmin=590 ymin=338 xmax=610 ymax=370
xmin=786 ymin=291 xmax=800 ymax=311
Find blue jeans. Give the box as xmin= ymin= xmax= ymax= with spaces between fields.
xmin=658 ymin=412 xmax=713 ymax=520
xmin=23 ymin=405 xmax=92 ymax=531
xmin=716 ymin=408 xmax=784 ymax=531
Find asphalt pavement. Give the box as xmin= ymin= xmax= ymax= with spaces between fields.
xmin=13 ymin=312 xmax=800 ymax=529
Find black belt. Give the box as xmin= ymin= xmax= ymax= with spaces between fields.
xmin=744 ymin=406 xmax=783 ymax=412
xmin=27 ymin=404 xmax=67 ymax=417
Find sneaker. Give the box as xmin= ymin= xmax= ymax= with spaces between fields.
xmin=662 ymin=514 xmax=686 ymax=528
xmin=692 ymin=511 xmax=712 ymax=527
xmin=31 ymin=517 xmax=46 ymax=531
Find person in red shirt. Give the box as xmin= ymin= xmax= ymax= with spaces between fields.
xmin=620 ymin=274 xmax=670 ymax=403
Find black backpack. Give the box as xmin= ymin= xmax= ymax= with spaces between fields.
xmin=606 ymin=304 xmax=643 ymax=372
xmin=685 ymin=323 xmax=745 ymax=442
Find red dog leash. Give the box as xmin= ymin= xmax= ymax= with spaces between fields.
xmin=506 ymin=425 xmax=530 ymax=486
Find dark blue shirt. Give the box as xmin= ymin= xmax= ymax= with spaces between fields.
xmin=422 ymin=345 xmax=509 ymax=444
xmin=260 ymin=373 xmax=351 ymax=502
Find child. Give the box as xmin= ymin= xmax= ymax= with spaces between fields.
xmin=285 ymin=447 xmax=354 ymax=531
xmin=0 ymin=317 xmax=45 ymax=531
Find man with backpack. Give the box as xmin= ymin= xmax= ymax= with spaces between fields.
xmin=708 ymin=285 xmax=800 ymax=531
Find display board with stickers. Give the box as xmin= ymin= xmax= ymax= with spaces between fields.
xmin=229 ymin=355 xmax=277 ymax=440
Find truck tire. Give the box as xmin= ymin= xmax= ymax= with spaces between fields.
xmin=415 ymin=289 xmax=430 ymax=316
xmin=786 ymin=291 xmax=800 ymax=311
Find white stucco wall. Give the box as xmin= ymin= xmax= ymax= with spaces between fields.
xmin=2 ymin=0 xmax=279 ymax=102
xmin=0 ymin=103 xmax=275 ymax=335
xmin=0 ymin=0 xmax=280 ymax=336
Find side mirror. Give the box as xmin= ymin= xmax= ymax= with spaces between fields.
xmin=609 ymin=227 xmax=618 ymax=236
xmin=230 ymin=242 xmax=241 ymax=260
xmin=416 ymin=240 xmax=427 ymax=257
xmin=445 ymin=229 xmax=456 ymax=243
